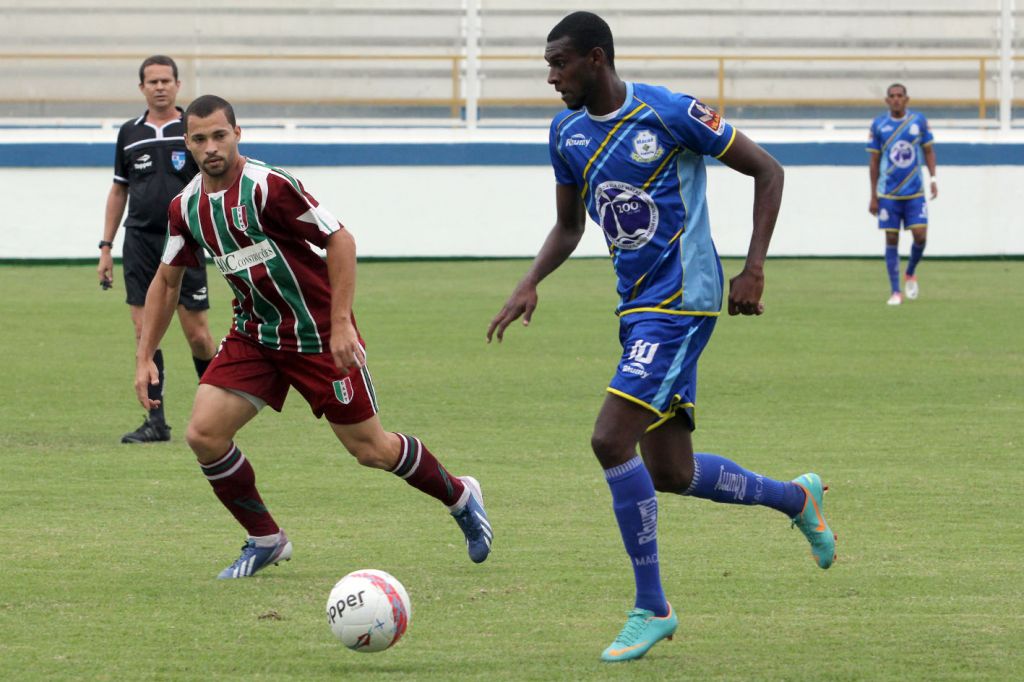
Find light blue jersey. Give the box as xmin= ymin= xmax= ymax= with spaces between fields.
xmin=867 ymin=110 xmax=934 ymax=199
xmin=549 ymin=82 xmax=736 ymax=317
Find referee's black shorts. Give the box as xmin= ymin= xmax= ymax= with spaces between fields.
xmin=122 ymin=229 xmax=210 ymax=311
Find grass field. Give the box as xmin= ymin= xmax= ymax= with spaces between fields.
xmin=1 ymin=258 xmax=1021 ymax=681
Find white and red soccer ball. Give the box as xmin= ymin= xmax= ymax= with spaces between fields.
xmin=325 ymin=569 xmax=411 ymax=653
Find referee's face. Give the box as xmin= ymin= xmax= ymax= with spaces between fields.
xmin=139 ymin=64 xmax=180 ymax=113
xmin=185 ymin=109 xmax=241 ymax=180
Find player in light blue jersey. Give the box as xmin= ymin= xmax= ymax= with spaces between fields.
xmin=868 ymin=83 xmax=937 ymax=305
xmin=487 ymin=11 xmax=836 ymax=662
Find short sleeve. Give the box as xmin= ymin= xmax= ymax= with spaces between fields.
xmin=919 ymin=115 xmax=935 ymax=146
xmin=549 ymin=115 xmax=576 ymax=185
xmin=113 ymin=125 xmax=129 ymax=185
xmin=263 ymin=173 xmax=343 ymax=249
xmin=660 ymin=94 xmax=736 ymax=159
xmin=161 ymin=197 xmax=202 ymax=268
xmin=866 ymin=120 xmax=881 ymax=153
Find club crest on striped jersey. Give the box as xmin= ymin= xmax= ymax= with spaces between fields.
xmin=171 ymin=150 xmax=187 ymax=171
xmin=630 ymin=129 xmax=664 ymax=163
xmin=333 ymin=377 xmax=354 ymax=404
xmin=231 ymin=205 xmax=249 ymax=232
xmin=688 ymin=99 xmax=724 ymax=135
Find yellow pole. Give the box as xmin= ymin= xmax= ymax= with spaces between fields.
xmin=451 ymin=56 xmax=461 ymax=119
xmin=717 ymin=57 xmax=726 ymax=115
xmin=979 ymin=58 xmax=987 ymax=119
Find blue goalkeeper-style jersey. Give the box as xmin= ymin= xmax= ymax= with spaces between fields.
xmin=549 ymin=81 xmax=737 ymax=317
xmin=867 ymin=110 xmax=934 ymax=199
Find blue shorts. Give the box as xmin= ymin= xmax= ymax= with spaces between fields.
xmin=608 ymin=313 xmax=717 ymax=431
xmin=878 ymin=196 xmax=928 ymax=231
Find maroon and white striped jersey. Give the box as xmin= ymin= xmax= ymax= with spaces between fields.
xmin=163 ymin=158 xmax=343 ymax=353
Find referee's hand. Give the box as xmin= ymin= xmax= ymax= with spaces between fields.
xmin=98 ymin=251 xmax=114 ymax=290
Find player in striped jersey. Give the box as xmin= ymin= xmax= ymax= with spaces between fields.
xmin=867 ymin=83 xmax=937 ymax=305
xmin=488 ymin=12 xmax=835 ymax=662
xmin=134 ymin=95 xmax=492 ymax=578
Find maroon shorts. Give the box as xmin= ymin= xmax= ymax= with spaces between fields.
xmin=201 ymin=330 xmax=379 ymax=424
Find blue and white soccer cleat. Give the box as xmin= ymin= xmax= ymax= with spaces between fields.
xmin=217 ymin=531 xmax=293 ymax=579
xmin=451 ymin=476 xmax=492 ymax=563
xmin=601 ymin=604 xmax=679 ymax=662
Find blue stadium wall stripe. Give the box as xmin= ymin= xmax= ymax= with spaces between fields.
xmin=0 ymin=141 xmax=1021 ymax=167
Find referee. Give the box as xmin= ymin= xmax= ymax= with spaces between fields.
xmin=97 ymin=55 xmax=216 ymax=444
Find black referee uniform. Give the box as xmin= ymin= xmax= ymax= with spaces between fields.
xmin=113 ymin=107 xmax=209 ymax=309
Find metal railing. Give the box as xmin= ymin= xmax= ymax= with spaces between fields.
xmin=0 ymin=52 xmax=1020 ymax=121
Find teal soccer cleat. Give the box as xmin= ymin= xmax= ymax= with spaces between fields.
xmin=600 ymin=604 xmax=678 ymax=662
xmin=791 ymin=473 xmax=837 ymax=569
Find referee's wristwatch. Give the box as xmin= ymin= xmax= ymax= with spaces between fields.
xmin=98 ymin=240 xmax=113 ymax=250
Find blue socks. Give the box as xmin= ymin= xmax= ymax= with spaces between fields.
xmin=885 ymin=245 xmax=900 ymax=293
xmin=605 ymin=456 xmax=668 ymax=616
xmin=681 ymin=453 xmax=805 ymax=518
xmin=907 ymin=241 xmax=925 ymax=277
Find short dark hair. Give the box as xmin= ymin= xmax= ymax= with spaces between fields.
xmin=184 ymin=94 xmax=237 ymax=129
xmin=547 ymin=11 xmax=615 ymax=70
xmin=139 ymin=55 xmax=178 ymax=84
xmin=887 ymin=82 xmax=908 ymax=96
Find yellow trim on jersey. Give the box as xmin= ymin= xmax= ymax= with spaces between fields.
xmin=643 ymin=148 xmax=679 ymax=190
xmin=888 ymin=168 xmax=921 ymax=196
xmin=882 ymin=116 xmax=914 ymax=151
xmin=922 ymin=140 xmax=934 ymax=147
xmin=618 ymin=307 xmax=720 ymax=317
xmin=580 ymin=102 xmax=648 ymax=202
xmin=658 ymin=290 xmax=682 ymax=308
xmin=713 ymin=127 xmax=738 ymax=159
xmin=879 ymin=192 xmax=924 ymax=200
xmin=866 ymin=148 xmax=880 ymax=154
xmin=628 ymin=273 xmax=648 ymax=302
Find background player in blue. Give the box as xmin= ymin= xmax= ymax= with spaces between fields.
xmin=867 ymin=83 xmax=937 ymax=305
xmin=487 ymin=11 xmax=836 ymax=663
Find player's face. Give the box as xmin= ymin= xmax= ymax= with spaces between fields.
xmin=886 ymin=87 xmax=908 ymax=116
xmin=545 ymin=37 xmax=597 ymax=110
xmin=184 ymin=109 xmax=241 ymax=178
xmin=139 ymin=65 xmax=179 ymax=112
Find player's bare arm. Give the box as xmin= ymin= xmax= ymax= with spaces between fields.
xmin=487 ymin=183 xmax=586 ymax=342
xmin=717 ymin=131 xmax=784 ymax=316
xmin=325 ymin=228 xmax=363 ymax=373
xmin=867 ymin=151 xmax=881 ymax=215
xmin=134 ymin=262 xmax=185 ymax=409
xmin=98 ymin=182 xmax=128 ymax=288
xmin=924 ymin=145 xmax=938 ymax=199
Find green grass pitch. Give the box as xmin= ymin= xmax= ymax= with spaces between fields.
xmin=1 ymin=259 xmax=1021 ymax=681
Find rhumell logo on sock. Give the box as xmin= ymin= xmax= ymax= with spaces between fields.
xmin=714 ymin=465 xmax=747 ymax=501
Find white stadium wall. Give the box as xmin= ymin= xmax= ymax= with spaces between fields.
xmin=1 ymin=128 xmax=1022 ymax=259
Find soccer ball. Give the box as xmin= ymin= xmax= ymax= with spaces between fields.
xmin=325 ymin=569 xmax=412 ymax=652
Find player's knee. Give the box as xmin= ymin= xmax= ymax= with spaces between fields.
xmin=590 ymin=431 xmax=628 ymax=467
xmin=185 ymin=421 xmax=228 ymax=460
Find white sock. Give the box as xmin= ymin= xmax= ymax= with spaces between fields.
xmin=446 ymin=485 xmax=472 ymax=514
xmin=249 ymin=532 xmax=282 ymax=548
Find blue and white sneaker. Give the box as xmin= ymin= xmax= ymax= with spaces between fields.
xmin=217 ymin=531 xmax=293 ymax=579
xmin=451 ymin=476 xmax=492 ymax=563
